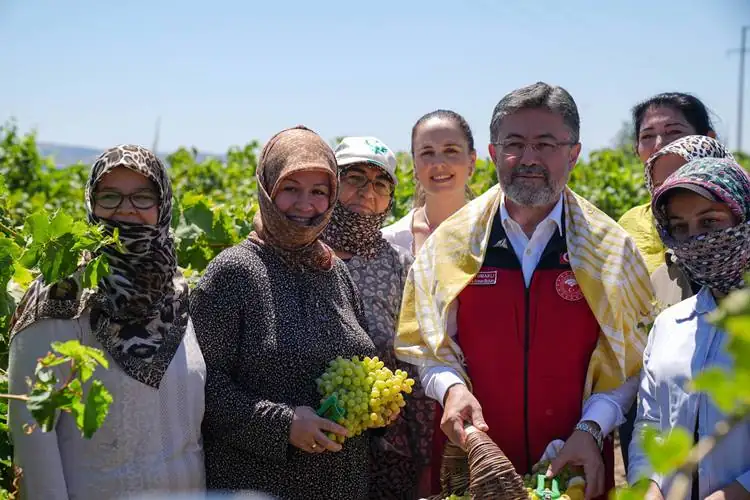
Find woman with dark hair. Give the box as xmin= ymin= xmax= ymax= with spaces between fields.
xmin=616 ymin=93 xmax=730 ymax=473
xmin=617 ymin=92 xmax=717 ymax=274
xmin=381 ymin=109 xmax=476 ymax=256
xmin=629 ymin=157 xmax=750 ymax=500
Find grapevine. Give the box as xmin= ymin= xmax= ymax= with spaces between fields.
xmin=315 ymin=355 xmax=415 ymax=443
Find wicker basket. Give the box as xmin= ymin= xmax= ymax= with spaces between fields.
xmin=427 ymin=426 xmax=529 ymax=500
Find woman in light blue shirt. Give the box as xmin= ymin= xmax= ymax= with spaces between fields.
xmin=628 ymin=157 xmax=750 ymax=500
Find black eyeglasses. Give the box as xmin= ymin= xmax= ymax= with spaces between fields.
xmin=93 ymin=189 xmax=159 ymax=210
xmin=492 ymin=140 xmax=577 ymax=157
xmin=342 ymin=172 xmax=394 ymax=196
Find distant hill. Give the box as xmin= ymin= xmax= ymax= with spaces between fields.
xmin=37 ymin=142 xmax=226 ymax=168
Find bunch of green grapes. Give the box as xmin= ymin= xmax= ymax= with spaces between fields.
xmin=316 ymin=355 xmax=415 ymax=443
xmin=443 ymin=493 xmax=470 ymax=500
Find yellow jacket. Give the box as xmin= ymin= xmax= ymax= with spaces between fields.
xmin=617 ymin=202 xmax=665 ymax=275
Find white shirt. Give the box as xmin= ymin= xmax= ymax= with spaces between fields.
xmin=381 ymin=209 xmax=416 ymax=257
xmin=421 ymin=194 xmax=638 ymax=438
xmin=628 ymin=288 xmax=750 ymax=496
xmin=8 ymin=313 xmax=207 ymax=500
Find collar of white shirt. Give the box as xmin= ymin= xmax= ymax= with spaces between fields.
xmin=498 ymin=193 xmax=564 ymax=238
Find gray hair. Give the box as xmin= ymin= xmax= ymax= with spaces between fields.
xmin=489 ymin=82 xmax=580 ymax=143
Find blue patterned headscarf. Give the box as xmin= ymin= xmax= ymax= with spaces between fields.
xmin=652 ymin=157 xmax=750 ymax=294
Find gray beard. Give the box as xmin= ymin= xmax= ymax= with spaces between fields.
xmin=499 ymin=164 xmax=567 ymax=207
xmin=502 ymin=179 xmax=561 ymax=207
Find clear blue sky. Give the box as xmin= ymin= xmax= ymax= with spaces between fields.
xmin=1 ymin=0 xmax=748 ymax=158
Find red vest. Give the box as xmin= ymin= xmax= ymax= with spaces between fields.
xmin=429 ymin=214 xmax=615 ymax=495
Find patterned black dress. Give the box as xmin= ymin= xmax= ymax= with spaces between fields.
xmin=191 ymin=240 xmax=376 ymax=500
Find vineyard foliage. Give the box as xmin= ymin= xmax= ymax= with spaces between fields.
xmin=1 ymin=120 xmax=749 ymax=498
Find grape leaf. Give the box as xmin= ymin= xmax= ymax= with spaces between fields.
xmin=641 ymin=426 xmax=692 ymax=475
xmin=80 ymin=380 xmax=112 ymax=439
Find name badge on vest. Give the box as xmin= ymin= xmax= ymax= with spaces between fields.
xmin=470 ymin=270 xmax=498 ymax=286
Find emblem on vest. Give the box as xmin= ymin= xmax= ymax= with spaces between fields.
xmin=555 ymin=270 xmax=583 ymax=301
xmin=560 ymin=252 xmax=570 ymax=265
xmin=470 ymin=270 xmax=498 ymax=286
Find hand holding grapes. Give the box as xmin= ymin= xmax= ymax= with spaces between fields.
xmin=289 ymin=406 xmax=348 ymax=453
xmin=546 ymin=428 xmax=604 ymax=499
xmin=315 ymin=356 xmax=416 ymax=443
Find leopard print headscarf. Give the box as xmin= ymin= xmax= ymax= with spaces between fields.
xmin=644 ymin=135 xmax=734 ymax=192
xmin=249 ymin=126 xmax=338 ymax=272
xmin=10 ymin=144 xmax=189 ymax=388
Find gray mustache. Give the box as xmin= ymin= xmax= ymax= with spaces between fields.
xmin=512 ymin=164 xmax=550 ymax=181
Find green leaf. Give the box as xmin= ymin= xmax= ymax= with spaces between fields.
xmin=641 ymin=426 xmax=692 ymax=475
xmin=26 ymin=385 xmax=72 ymax=432
xmin=48 ymin=211 xmax=74 ymax=239
xmin=80 ymin=380 xmax=112 ymax=439
xmin=610 ymin=481 xmax=649 ymax=500
xmin=23 ymin=212 xmax=50 ymax=242
xmin=691 ymin=368 xmax=743 ymax=413
xmin=51 ymin=340 xmax=109 ymax=381
xmin=183 ymin=196 xmax=214 ymax=234
xmin=82 ymin=255 xmax=110 ymax=289
xmin=18 ymin=245 xmax=41 ymax=269
xmin=12 ymin=263 xmax=33 ymax=287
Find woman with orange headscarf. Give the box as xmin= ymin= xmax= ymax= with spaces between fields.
xmin=191 ymin=126 xmax=376 ymax=499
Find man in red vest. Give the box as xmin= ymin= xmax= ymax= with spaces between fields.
xmin=395 ymin=82 xmax=655 ymax=499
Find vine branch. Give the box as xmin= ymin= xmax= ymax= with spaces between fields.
xmin=0 ymin=394 xmax=29 ymax=402
xmin=0 ymin=220 xmax=19 ymax=238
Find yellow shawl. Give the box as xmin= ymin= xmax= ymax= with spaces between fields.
xmin=395 ymin=184 xmax=656 ymax=397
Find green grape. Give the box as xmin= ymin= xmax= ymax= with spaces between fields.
xmin=316 ymin=355 xmax=417 ymax=444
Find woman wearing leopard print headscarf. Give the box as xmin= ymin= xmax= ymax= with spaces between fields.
xmin=321 ymin=137 xmax=437 ymax=499
xmin=190 ymin=126 xmax=377 ymax=499
xmin=8 ymin=145 xmax=206 ymax=500
xmin=644 ymin=136 xmax=735 ymax=307
xmin=628 ymin=157 xmax=750 ymax=499
xmin=617 ymin=134 xmax=736 ymax=474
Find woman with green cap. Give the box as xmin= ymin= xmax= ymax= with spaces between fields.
xmin=322 ymin=136 xmax=436 ymax=499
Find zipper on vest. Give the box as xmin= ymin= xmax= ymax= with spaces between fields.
xmin=523 ymin=278 xmax=532 ymax=473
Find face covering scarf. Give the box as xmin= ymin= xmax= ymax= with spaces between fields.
xmin=652 ymin=157 xmax=750 ymax=295
xmin=322 ymin=164 xmax=394 ymax=260
xmin=10 ymin=144 xmax=189 ymax=388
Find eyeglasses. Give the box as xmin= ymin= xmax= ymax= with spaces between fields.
xmin=93 ymin=189 xmax=159 ymax=210
xmin=342 ymin=172 xmax=394 ymax=196
xmin=493 ymin=140 xmax=577 ymax=157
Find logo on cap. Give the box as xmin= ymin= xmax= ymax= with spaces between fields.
xmin=365 ymin=139 xmax=389 ymax=156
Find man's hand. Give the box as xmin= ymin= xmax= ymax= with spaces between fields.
xmin=705 ymin=481 xmax=750 ymax=500
xmin=547 ymin=428 xmax=604 ymax=499
xmin=440 ymin=383 xmax=488 ymax=447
